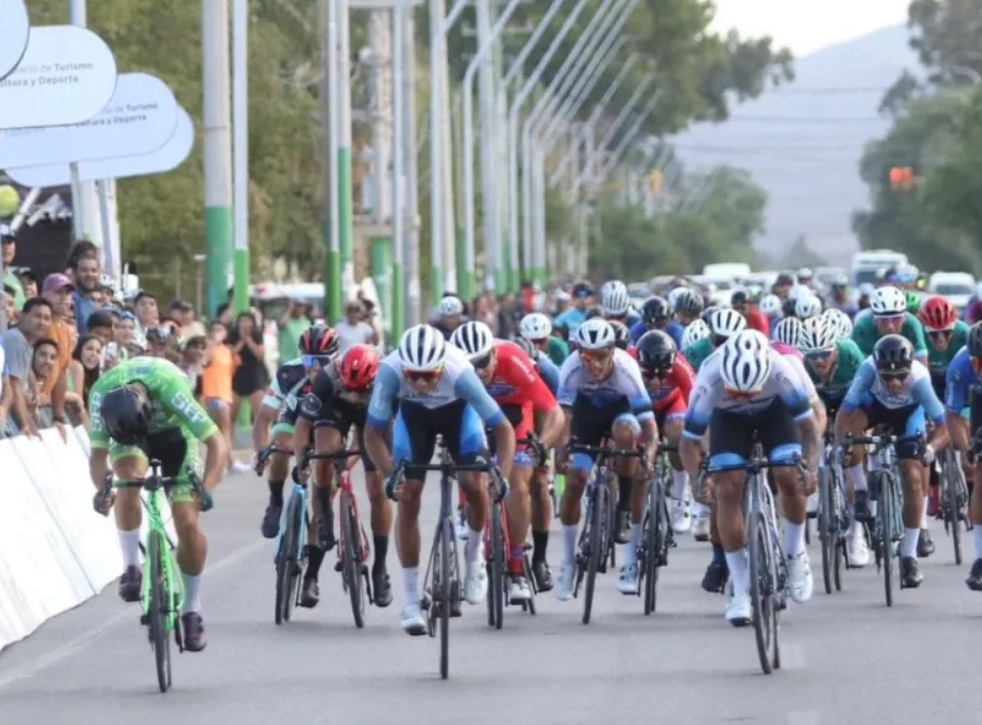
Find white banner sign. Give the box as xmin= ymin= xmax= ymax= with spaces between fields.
xmin=0 ymin=72 xmax=178 ymax=168
xmin=0 ymin=25 xmax=117 ymax=130
xmin=7 ymin=106 xmax=195 ymax=186
xmin=0 ymin=0 xmax=29 ymax=81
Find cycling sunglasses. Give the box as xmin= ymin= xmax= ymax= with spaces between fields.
xmin=580 ymin=348 xmax=614 ymax=363
xmin=302 ymin=354 xmax=332 ymax=368
xmin=804 ymin=349 xmax=835 ymax=363
xmin=405 ymin=368 xmax=442 ymax=383
xmin=927 ymin=329 xmax=953 ymax=340
xmin=471 ymin=353 xmax=493 ymax=370
xmin=879 ymin=369 xmax=909 ymax=383
xmin=873 ymin=313 xmax=905 ymax=325
xmin=641 ymin=365 xmax=670 ymax=379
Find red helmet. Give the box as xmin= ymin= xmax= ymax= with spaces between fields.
xmin=299 ymin=324 xmax=339 ymax=357
xmin=338 ymin=344 xmax=380 ymax=390
xmin=919 ymin=296 xmax=958 ymax=331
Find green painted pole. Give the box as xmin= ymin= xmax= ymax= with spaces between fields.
xmin=232 ymin=0 xmax=249 ymax=314
xmin=337 ymin=0 xmax=354 ymax=321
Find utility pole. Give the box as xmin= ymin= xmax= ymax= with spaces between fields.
xmin=369 ymin=10 xmax=394 ymax=342
xmin=402 ymin=6 xmax=421 ymax=325
xmin=202 ymin=0 xmax=233 ymax=316
xmin=232 ymin=0 xmax=250 ymax=313
xmin=337 ymin=0 xmax=355 ymax=307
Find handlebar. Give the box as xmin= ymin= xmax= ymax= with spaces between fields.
xmin=845 ymin=432 xmax=924 ymax=451
xmin=384 ymin=455 xmax=507 ymax=504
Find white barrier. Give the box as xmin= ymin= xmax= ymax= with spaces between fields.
xmin=0 ymin=427 xmax=177 ymax=653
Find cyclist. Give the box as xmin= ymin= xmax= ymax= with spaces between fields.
xmin=293 ymin=344 xmax=393 ymax=609
xmin=600 ymin=280 xmax=641 ymax=327
xmin=432 ymin=295 xmax=467 ymax=339
xmin=554 ymin=281 xmax=594 ymax=339
xmin=834 ymin=334 xmax=949 ymax=588
xmin=943 ymin=323 xmax=982 ymax=590
xmin=630 ymin=296 xmax=684 ymax=347
xmin=760 ymin=294 xmax=783 ymax=324
xmin=89 ymin=357 xmax=228 ymax=651
xmin=555 ymin=318 xmax=657 ymax=599
xmin=520 ymin=312 xmax=568 ymax=366
xmin=798 ymin=315 xmax=869 ymax=566
xmin=920 ymin=296 xmax=969 ymax=400
xmin=363 ymin=324 xmax=516 ymax=635
xmin=681 ymin=318 xmax=711 ymax=351
xmin=670 ymin=287 xmax=704 ymax=327
xmin=772 ymin=316 xmax=802 ymax=347
xmin=731 ymin=288 xmax=770 ymax=336
xmin=683 ymin=307 xmax=747 ymax=370
xmin=679 ymin=330 xmax=821 ymax=625
xmin=449 ymin=322 xmax=565 ymax=599
xmin=795 ymin=293 xmax=823 ymax=321
xmin=851 ymin=286 xmax=928 ymax=362
xmin=254 ymin=324 xmax=339 ymax=539
xmin=516 ymin=337 xmax=560 ymax=394
xmin=609 ymin=320 xmax=632 ymax=351
xmin=636 ymin=330 xmax=695 ymax=533
xmin=823 ymin=307 xmax=854 ymax=340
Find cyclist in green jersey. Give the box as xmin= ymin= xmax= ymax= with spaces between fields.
xmin=919 ymin=295 xmax=970 ymax=398
xmin=851 ymin=285 xmax=928 ymax=362
xmin=89 ymin=356 xmax=228 ymax=652
xmin=520 ymin=312 xmax=568 ymax=365
xmin=682 ymin=308 xmax=746 ymax=370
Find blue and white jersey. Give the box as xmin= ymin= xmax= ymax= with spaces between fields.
xmin=535 ymin=354 xmax=559 ymax=395
xmin=556 ymin=348 xmax=653 ymax=422
xmin=944 ymin=347 xmax=977 ymax=413
xmin=262 ymin=357 xmax=308 ymax=410
xmin=367 ymin=345 xmax=505 ymax=428
xmin=683 ymin=348 xmax=813 ymax=440
xmin=842 ymin=357 xmax=945 ymax=425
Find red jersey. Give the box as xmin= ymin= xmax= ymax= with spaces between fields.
xmin=645 ymin=353 xmax=695 ymax=413
xmin=485 ymin=340 xmax=557 ymax=413
xmin=746 ymin=308 xmax=770 ymax=337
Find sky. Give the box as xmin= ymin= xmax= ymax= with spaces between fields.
xmin=709 ymin=0 xmax=911 ymax=56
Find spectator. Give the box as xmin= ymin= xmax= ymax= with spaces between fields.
xmin=3 ymin=284 xmax=17 ymax=326
xmin=335 ymin=300 xmax=378 ymax=353
xmin=229 ymin=311 xmax=267 ymax=439
xmin=0 ymin=296 xmax=48 ymax=435
xmin=69 ymin=334 xmax=102 ymax=404
xmin=147 ymin=325 xmax=181 ymax=364
xmin=64 ymin=239 xmax=98 ymax=280
xmin=277 ymin=296 xmax=311 ymax=365
xmin=85 ymin=310 xmax=114 ymax=347
xmin=133 ymin=291 xmax=159 ymax=335
xmin=116 ymin=311 xmax=139 ymax=357
xmin=40 ymin=273 xmax=75 ymax=436
xmin=71 ymin=252 xmax=102 ymax=333
xmin=1 ymin=224 xmax=25 ymax=310
xmin=180 ymin=335 xmax=207 ymax=396
xmin=0 ymin=338 xmax=13 ymax=433
xmin=15 ymin=267 xmax=37 ymax=299
xmin=202 ymin=320 xmax=236 ymax=472
xmin=27 ymin=338 xmax=59 ymax=424
xmin=170 ymin=299 xmax=206 ymax=341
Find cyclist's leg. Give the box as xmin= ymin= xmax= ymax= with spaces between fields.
xmin=261 ymin=406 xmax=295 ymax=538
xmin=612 ymin=409 xmax=645 ymax=595
xmin=353 ymin=417 xmax=393 ymax=606
xmin=529 ymin=409 xmax=553 ymax=590
xmin=662 ymin=399 xmax=692 ymax=533
xmin=898 ymin=405 xmax=928 ymax=584
xmin=503 ymin=405 xmax=536 ymax=599
xmin=109 ymin=441 xmax=148 ymax=602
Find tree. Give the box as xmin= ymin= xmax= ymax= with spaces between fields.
xmin=773 ymin=236 xmax=827 ymax=269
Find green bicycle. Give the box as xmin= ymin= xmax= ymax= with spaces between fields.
xmin=105 ymin=460 xmax=207 ymax=693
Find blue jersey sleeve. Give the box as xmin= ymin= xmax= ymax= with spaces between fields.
xmin=841 ymin=359 xmax=876 ymax=411
xmin=453 ymin=368 xmax=506 ymax=427
xmin=912 ymin=375 xmax=946 ymax=425
xmin=945 ymin=349 xmax=974 ymax=413
xmin=666 ymin=321 xmax=685 ymax=348
xmin=625 ymin=310 xmax=641 ymax=327
xmin=367 ymin=363 xmax=400 ymax=427
xmin=536 ymin=356 xmax=560 ymax=395
xmin=628 ymin=321 xmax=647 ymax=345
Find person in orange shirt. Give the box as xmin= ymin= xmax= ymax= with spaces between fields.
xmin=202 ymin=320 xmax=236 ymax=471
xmin=41 ymin=273 xmax=75 ymax=438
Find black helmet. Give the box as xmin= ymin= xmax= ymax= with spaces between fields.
xmin=636 ymin=330 xmax=677 ymax=373
xmin=969 ymin=323 xmax=982 ymax=359
xmin=299 ymin=323 xmax=340 ymax=357
xmin=781 ymin=297 xmax=798 ymax=319
xmin=641 ymin=296 xmax=672 ymax=328
xmin=609 ymin=320 xmax=630 ymax=350
xmin=100 ymin=384 xmax=152 ymax=445
xmin=700 ymin=305 xmax=719 ymax=325
xmin=674 ymin=287 xmax=703 ymax=316
xmin=731 ymin=288 xmax=752 ymax=307
xmin=873 ymin=334 xmax=914 ymax=372
xmin=514 ymin=337 xmax=539 ymax=361
xmin=584 ymin=304 xmax=604 ymax=321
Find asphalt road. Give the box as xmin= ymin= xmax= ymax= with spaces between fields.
xmin=1 ymin=467 xmax=980 ymax=725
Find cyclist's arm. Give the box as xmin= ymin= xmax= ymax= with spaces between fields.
xmin=365 ymin=363 xmax=399 ymax=478
xmin=680 ymin=377 xmax=715 ymax=478
xmin=834 ymin=360 xmax=875 ymax=443
xmin=454 ymin=368 xmax=514 ymax=478
xmin=945 ymin=358 xmax=972 ymax=451
xmin=200 ymin=429 xmax=229 ymax=492
xmin=913 ymin=374 xmax=949 ymax=453
xmin=908 ymin=316 xmax=929 ymax=363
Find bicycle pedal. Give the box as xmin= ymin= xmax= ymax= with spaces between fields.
xmin=140 ymin=613 xmax=149 ymax=626
xmin=334 ymin=560 xmax=343 ymax=573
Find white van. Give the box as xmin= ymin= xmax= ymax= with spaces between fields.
xmin=850 ymin=250 xmax=908 ymax=288
xmin=928 ymin=272 xmax=976 ymax=312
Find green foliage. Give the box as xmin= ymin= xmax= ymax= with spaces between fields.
xmin=588 ymin=164 xmax=765 ymax=279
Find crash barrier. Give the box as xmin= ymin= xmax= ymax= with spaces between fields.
xmin=0 ymin=425 xmax=177 ymax=652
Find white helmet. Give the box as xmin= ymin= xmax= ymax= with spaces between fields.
xmin=760 ymin=294 xmax=782 ymax=317
xmin=795 ymin=293 xmax=823 ymax=319
xmin=681 ymin=318 xmax=711 ymax=349
xmin=520 ymin=312 xmax=552 ymax=341
xmin=870 ymin=285 xmax=906 ymax=315
xmin=577 ymin=317 xmax=616 ymax=351
xmin=720 ymin=330 xmax=772 ymax=393
xmin=772 ymin=317 xmax=803 ymax=347
xmin=600 ymin=280 xmax=630 ymax=316
xmin=709 ymin=308 xmax=747 ymax=338
xmin=449 ymin=320 xmax=494 ymax=362
xmin=799 ymin=315 xmax=837 ymax=352
xmin=438 ymin=295 xmax=464 ymax=317
xmin=398 ymin=324 xmax=447 ymax=371
xmin=822 ymin=308 xmax=853 ymax=340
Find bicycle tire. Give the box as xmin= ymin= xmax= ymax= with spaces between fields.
xmin=275 ymin=493 xmax=303 ymax=624
xmin=439 ymin=515 xmax=452 ymax=680
xmin=945 ymin=453 xmax=963 ymax=565
xmin=148 ymin=529 xmax=172 ymax=693
xmin=522 ymin=553 xmax=537 ymax=615
xmin=643 ymin=481 xmax=664 ymax=615
xmin=818 ymin=466 xmax=834 ymax=595
xmin=488 ymin=502 xmax=505 ymax=630
xmin=341 ymin=494 xmax=365 ymax=629
xmin=831 ymin=466 xmax=843 ymax=592
xmin=582 ymin=481 xmax=605 ymax=625
xmin=747 ymin=498 xmax=777 ymax=675
xmin=874 ymin=471 xmax=894 ymax=607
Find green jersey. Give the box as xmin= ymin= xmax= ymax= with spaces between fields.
xmin=850 ymin=309 xmax=927 ymax=359
xmin=88 ymin=357 xmax=218 ymax=450
xmin=805 ymin=339 xmax=864 ymax=395
xmin=683 ymin=337 xmax=714 ymax=371
xmin=544 ymin=336 xmax=569 ymax=366
xmin=926 ymin=320 xmax=970 ymax=376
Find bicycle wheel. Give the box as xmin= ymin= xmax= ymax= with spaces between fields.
xmin=643 ymin=481 xmax=665 ymax=615
xmin=341 ymin=494 xmax=366 ymax=629
xmin=747 ymin=490 xmax=777 ymax=675
xmin=439 ymin=515 xmax=452 ymax=680
xmin=818 ymin=466 xmax=834 ymax=595
xmin=582 ymin=482 xmax=605 ymax=625
xmin=873 ymin=471 xmax=894 ymax=607
xmin=147 ymin=530 xmax=172 ymax=693
xmin=487 ymin=502 xmax=505 ymax=630
xmin=275 ymin=492 xmax=303 ymax=624
xmin=945 ymin=452 xmax=963 ymax=565
xmin=831 ymin=466 xmax=844 ymax=592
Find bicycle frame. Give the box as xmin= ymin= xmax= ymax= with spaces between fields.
xmin=274 ymin=481 xmax=309 ymax=565
xmin=141 ymin=487 xmax=184 ymax=629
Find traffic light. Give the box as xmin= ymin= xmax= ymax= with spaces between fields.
xmin=648 ymin=169 xmax=663 ymax=195
xmin=888 ymin=166 xmax=916 ymax=191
